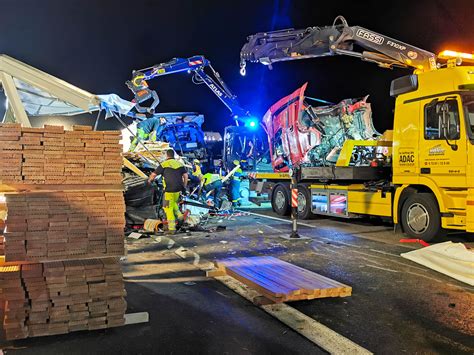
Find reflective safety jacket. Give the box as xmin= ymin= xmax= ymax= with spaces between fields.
xmin=232 ymin=167 xmax=243 ymax=181
xmin=202 ymin=173 xmax=221 ymax=186
xmin=154 ymin=158 xmax=186 ymax=192
xmin=192 ymin=164 xmax=202 ymax=178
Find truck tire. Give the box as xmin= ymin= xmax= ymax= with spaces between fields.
xmin=297 ymin=184 xmax=313 ymax=220
xmin=400 ymin=193 xmax=445 ymax=242
xmin=271 ymin=184 xmax=290 ymax=216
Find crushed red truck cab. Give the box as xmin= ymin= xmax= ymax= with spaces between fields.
xmin=261 ymin=83 xmax=380 ymax=171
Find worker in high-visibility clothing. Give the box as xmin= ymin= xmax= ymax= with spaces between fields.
xmin=229 ymin=160 xmax=243 ymax=207
xmin=129 ymin=116 xmax=167 ymax=151
xmin=148 ymin=149 xmax=188 ymax=234
xmin=187 ymin=159 xmax=203 ymax=194
xmin=201 ymin=172 xmax=223 ymax=208
xmin=190 ymin=159 xmax=202 ymax=184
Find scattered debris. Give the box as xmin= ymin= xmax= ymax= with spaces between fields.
xmin=143 ymin=219 xmax=163 ymax=232
xmin=399 ymin=238 xmax=430 ymax=247
xmin=401 ymin=241 xmax=474 ymax=286
xmin=175 ymin=246 xmax=188 ymax=259
xmin=128 ymin=232 xmax=144 ymax=240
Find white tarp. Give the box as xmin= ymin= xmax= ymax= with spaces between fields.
xmin=13 ymin=78 xmax=135 ymax=117
xmin=14 ymin=78 xmax=85 ymax=116
xmin=97 ymin=94 xmax=135 ymax=116
xmin=401 ymin=242 xmax=474 ymax=286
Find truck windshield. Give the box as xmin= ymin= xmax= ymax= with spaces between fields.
xmin=463 ymin=94 xmax=474 ymax=140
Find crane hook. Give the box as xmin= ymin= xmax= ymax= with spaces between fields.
xmin=240 ymin=61 xmax=247 ymax=76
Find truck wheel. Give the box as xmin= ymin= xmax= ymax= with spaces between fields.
xmin=297 ymin=184 xmax=313 ymax=220
xmin=271 ymin=184 xmax=290 ymax=216
xmin=400 ymin=193 xmax=444 ymax=242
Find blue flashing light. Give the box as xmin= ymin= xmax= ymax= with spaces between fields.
xmin=245 ymin=117 xmax=259 ymax=130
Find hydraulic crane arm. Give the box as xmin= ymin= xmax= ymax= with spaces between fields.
xmin=240 ymin=16 xmax=437 ymax=75
xmin=129 ymin=55 xmax=250 ymax=121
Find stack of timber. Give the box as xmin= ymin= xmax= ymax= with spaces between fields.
xmin=0 ymin=123 xmax=122 ymax=185
xmin=211 ymin=256 xmax=352 ymax=303
xmin=0 ymin=124 xmax=127 ymax=341
xmin=1 ymin=259 xmax=126 ymax=340
xmin=3 ymin=191 xmax=125 ymax=261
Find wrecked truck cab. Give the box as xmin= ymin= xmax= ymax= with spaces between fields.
xmin=262 ymin=83 xmax=382 ymax=171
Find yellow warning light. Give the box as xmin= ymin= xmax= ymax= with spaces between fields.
xmin=438 ymin=50 xmax=474 ymax=63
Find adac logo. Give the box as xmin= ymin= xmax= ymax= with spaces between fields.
xmin=429 ymin=144 xmax=445 ymax=156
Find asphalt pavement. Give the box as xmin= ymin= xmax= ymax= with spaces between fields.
xmin=165 ymin=208 xmax=474 ymax=354
xmin=2 ymin=208 xmax=473 ymax=354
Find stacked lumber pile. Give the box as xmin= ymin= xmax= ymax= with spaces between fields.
xmin=210 ymin=256 xmax=352 ymax=303
xmin=0 ymin=123 xmax=122 ymax=185
xmin=3 ymin=191 xmax=125 ymax=262
xmin=1 ymin=259 xmax=126 ymax=340
xmin=0 ymin=124 xmax=127 ymax=340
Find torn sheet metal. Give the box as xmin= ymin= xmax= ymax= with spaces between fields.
xmin=262 ymin=83 xmax=380 ymax=169
xmin=401 ymin=242 xmax=474 ymax=286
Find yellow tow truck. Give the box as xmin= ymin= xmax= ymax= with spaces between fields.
xmin=239 ymin=16 xmax=474 ymax=241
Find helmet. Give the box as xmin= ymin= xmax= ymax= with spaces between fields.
xmin=233 ymin=160 xmax=240 ymax=166
xmin=193 ymin=159 xmax=200 ymax=164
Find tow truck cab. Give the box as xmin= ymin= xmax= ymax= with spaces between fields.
xmin=392 ymin=66 xmax=474 ymax=236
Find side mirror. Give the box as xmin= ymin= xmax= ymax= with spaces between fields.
xmin=440 ymin=102 xmax=459 ymax=150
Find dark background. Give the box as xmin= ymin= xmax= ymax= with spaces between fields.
xmin=0 ymin=0 xmax=473 ymax=133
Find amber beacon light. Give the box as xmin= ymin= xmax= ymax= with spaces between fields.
xmin=438 ymin=50 xmax=474 ymax=63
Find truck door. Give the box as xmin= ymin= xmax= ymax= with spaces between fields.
xmin=419 ymin=95 xmax=467 ymax=188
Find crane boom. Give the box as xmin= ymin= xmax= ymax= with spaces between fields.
xmin=129 ymin=55 xmax=250 ymax=121
xmin=240 ymin=16 xmax=437 ymax=75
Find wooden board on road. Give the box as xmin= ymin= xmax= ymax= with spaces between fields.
xmin=212 ymin=256 xmax=352 ymax=303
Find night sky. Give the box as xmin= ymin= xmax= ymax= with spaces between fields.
xmin=1 ymin=0 xmax=473 ymax=133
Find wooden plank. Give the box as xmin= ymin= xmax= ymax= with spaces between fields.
xmin=229 ymin=257 xmax=310 ymax=296
xmin=124 ymin=312 xmax=149 ymax=325
xmin=205 ymin=269 xmax=227 ymax=277
xmin=218 ymin=258 xmax=302 ymax=296
xmin=218 ymin=257 xmax=302 ymax=296
xmin=223 ymin=267 xmax=285 ymax=303
xmin=223 ymin=263 xmax=296 ymax=297
xmin=0 ymin=184 xmax=123 ymax=193
xmin=0 ymin=253 xmax=124 ymax=266
xmin=251 ymin=256 xmax=351 ymax=291
xmin=276 ymin=262 xmax=352 ymax=294
xmin=214 ymin=256 xmax=352 ymax=301
xmin=268 ymin=262 xmax=347 ymax=297
xmin=122 ymin=158 xmax=147 ymax=178
xmin=239 ymin=259 xmax=322 ymax=296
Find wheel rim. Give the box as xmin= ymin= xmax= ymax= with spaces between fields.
xmin=275 ymin=190 xmax=286 ymax=210
xmin=406 ymin=203 xmax=430 ymax=234
xmin=297 ymin=192 xmax=306 ymax=214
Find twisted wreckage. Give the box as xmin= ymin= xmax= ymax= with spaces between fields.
xmin=263 ymin=83 xmax=381 ymax=171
